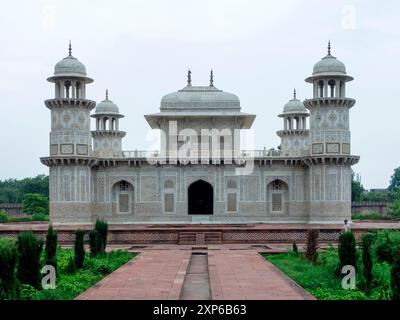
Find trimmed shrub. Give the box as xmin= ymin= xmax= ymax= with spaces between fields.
xmin=89 ymin=229 xmax=99 ymax=257
xmin=31 ymin=212 xmax=49 ymax=221
xmin=45 ymin=224 xmax=57 ymax=270
xmin=304 ymin=229 xmax=319 ymax=265
xmin=338 ymin=231 xmax=357 ymax=274
xmin=0 ymin=237 xmax=18 ymax=299
xmin=16 ymin=231 xmax=43 ymax=290
xmin=74 ymin=230 xmax=85 ymax=269
xmin=362 ymin=233 xmax=374 ymax=295
xmin=292 ymin=241 xmax=299 ymax=256
xmin=95 ymin=219 xmax=108 ymax=255
xmin=391 ymin=250 xmax=400 ymax=300
xmin=0 ymin=210 xmax=10 ymax=223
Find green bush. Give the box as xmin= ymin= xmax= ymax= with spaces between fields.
xmin=74 ymin=230 xmax=85 ymax=269
xmin=304 ymin=229 xmax=319 ymax=265
xmin=22 ymin=193 xmax=49 ymax=215
xmin=374 ymin=230 xmax=400 ymax=264
xmin=338 ymin=231 xmax=357 ymax=274
xmin=0 ymin=238 xmax=18 ymax=299
xmin=45 ymin=225 xmax=57 ymax=270
xmin=95 ymin=219 xmax=108 ymax=255
xmin=0 ymin=210 xmax=10 ymax=223
xmin=292 ymin=241 xmax=299 ymax=256
xmin=16 ymin=231 xmax=43 ymax=290
xmin=391 ymin=250 xmax=400 ymax=300
xmin=31 ymin=212 xmax=49 ymax=221
xmin=362 ymin=233 xmax=374 ymax=295
xmin=89 ymin=230 xmax=99 ymax=257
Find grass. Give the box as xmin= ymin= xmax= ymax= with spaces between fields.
xmin=19 ymin=248 xmax=135 ymax=300
xmin=263 ymin=247 xmax=392 ymax=300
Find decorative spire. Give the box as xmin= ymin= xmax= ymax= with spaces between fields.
xmin=68 ymin=40 xmax=72 ymax=56
xmin=187 ymin=69 xmax=192 ymax=86
xmin=293 ymin=88 xmax=296 ymax=99
xmin=210 ymin=69 xmax=214 ymax=87
xmin=327 ymin=40 xmax=331 ymax=55
xmin=105 ymin=89 xmax=109 ymax=100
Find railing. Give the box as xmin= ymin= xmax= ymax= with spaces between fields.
xmin=112 ymin=149 xmax=285 ymax=159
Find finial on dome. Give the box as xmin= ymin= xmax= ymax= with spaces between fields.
xmin=327 ymin=41 xmax=331 ymax=55
xmin=105 ymin=89 xmax=109 ymax=100
xmin=187 ymin=69 xmax=192 ymax=86
xmin=68 ymin=40 xmax=72 ymax=56
xmin=210 ymin=69 xmax=214 ymax=87
xmin=293 ymin=88 xmax=296 ymax=99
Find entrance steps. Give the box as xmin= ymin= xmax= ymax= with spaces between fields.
xmin=179 ymin=232 xmax=222 ymax=245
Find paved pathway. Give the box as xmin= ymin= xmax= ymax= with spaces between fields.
xmin=76 ymin=250 xmax=190 ymax=300
xmin=76 ymin=247 xmax=314 ymax=300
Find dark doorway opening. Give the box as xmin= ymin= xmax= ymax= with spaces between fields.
xmin=188 ymin=180 xmax=213 ymax=215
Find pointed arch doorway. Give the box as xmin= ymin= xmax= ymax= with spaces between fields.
xmin=188 ymin=180 xmax=213 ymax=215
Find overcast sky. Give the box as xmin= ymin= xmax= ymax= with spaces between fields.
xmin=0 ymin=0 xmax=399 ymax=189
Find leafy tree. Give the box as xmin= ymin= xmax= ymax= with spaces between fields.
xmin=16 ymin=231 xmax=43 ymax=290
xmin=391 ymin=250 xmax=400 ymax=300
xmin=0 ymin=238 xmax=18 ymax=299
xmin=0 ymin=175 xmax=49 ymax=203
xmin=45 ymin=225 xmax=57 ymax=270
xmin=361 ymin=192 xmax=389 ymax=202
xmin=22 ymin=193 xmax=49 ymax=215
xmin=304 ymin=229 xmax=319 ymax=265
xmin=338 ymin=231 xmax=357 ymax=274
xmin=74 ymin=230 xmax=85 ymax=269
xmin=389 ymin=167 xmax=400 ymax=192
xmin=352 ymin=179 xmax=364 ymax=201
xmin=361 ymin=233 xmax=374 ymax=295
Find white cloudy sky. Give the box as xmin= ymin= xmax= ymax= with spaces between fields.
xmin=0 ymin=0 xmax=399 ymax=189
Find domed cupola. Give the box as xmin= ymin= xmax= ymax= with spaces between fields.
xmin=305 ymin=42 xmax=354 ymax=99
xmin=95 ymin=91 xmax=120 ymax=114
xmin=277 ymin=90 xmax=310 ymax=157
xmin=282 ymin=91 xmax=308 ymax=114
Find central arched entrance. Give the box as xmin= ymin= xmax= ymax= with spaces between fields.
xmin=188 ymin=180 xmax=213 ymax=215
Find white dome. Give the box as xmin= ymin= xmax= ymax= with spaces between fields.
xmin=95 ymin=98 xmax=119 ymax=114
xmin=283 ymin=98 xmax=307 ymax=114
xmin=313 ymin=54 xmax=346 ymax=75
xmin=160 ymin=86 xmax=240 ymax=110
xmin=54 ymin=55 xmax=86 ymax=76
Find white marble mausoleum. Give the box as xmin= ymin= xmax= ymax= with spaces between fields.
xmin=41 ymin=43 xmax=359 ymax=224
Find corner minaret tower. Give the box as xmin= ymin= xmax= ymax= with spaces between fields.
xmin=41 ymin=43 xmax=96 ymax=224
xmin=277 ymin=89 xmax=309 ymax=157
xmin=304 ymin=42 xmax=359 ymax=222
xmin=91 ymin=90 xmax=126 ymax=157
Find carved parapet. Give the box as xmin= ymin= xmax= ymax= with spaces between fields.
xmin=44 ymin=98 xmax=96 ymax=110
xmin=304 ymin=97 xmax=355 ymax=109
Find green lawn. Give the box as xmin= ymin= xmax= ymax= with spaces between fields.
xmin=263 ymin=248 xmax=392 ymax=300
xmin=20 ymin=248 xmax=136 ymax=300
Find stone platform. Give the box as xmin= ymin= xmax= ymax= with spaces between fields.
xmin=0 ymin=221 xmax=399 ymax=245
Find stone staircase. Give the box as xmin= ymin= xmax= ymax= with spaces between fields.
xmin=178 ymin=231 xmax=222 ymax=245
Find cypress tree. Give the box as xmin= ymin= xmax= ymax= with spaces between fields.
xmin=391 ymin=250 xmax=400 ymax=300
xmin=89 ymin=229 xmax=99 ymax=257
xmin=0 ymin=238 xmax=18 ymax=299
xmin=16 ymin=231 xmax=43 ymax=290
xmin=74 ymin=230 xmax=85 ymax=269
xmin=292 ymin=240 xmax=299 ymax=256
xmin=362 ymin=233 xmax=374 ymax=295
xmin=338 ymin=230 xmax=357 ymax=274
xmin=45 ymin=224 xmax=57 ymax=270
xmin=95 ymin=219 xmax=108 ymax=255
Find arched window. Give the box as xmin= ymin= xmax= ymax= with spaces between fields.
xmin=267 ymin=179 xmax=289 ymax=214
xmin=163 ymin=179 xmax=175 ymax=213
xmin=64 ymin=80 xmax=72 ymax=98
xmin=112 ymin=180 xmax=134 ymax=214
xmin=75 ymin=81 xmax=81 ymax=99
xmin=318 ymin=80 xmax=324 ymax=98
xmin=328 ymin=79 xmax=336 ymax=98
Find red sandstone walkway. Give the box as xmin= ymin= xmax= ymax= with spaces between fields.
xmin=76 ymin=250 xmax=191 ymax=300
xmin=76 ymin=248 xmax=313 ymax=300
